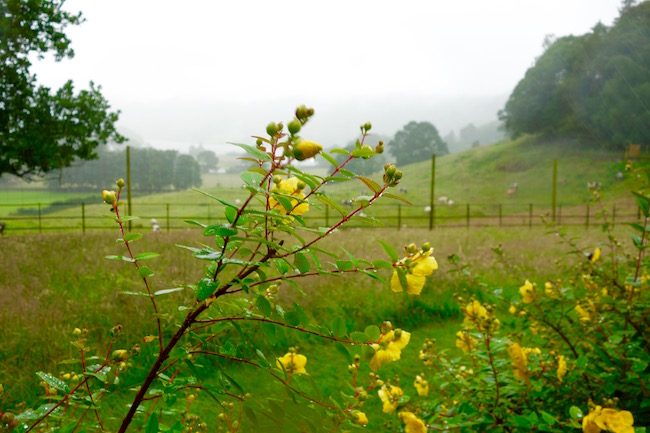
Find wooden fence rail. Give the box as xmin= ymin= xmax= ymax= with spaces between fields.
xmin=0 ymin=200 xmax=639 ymax=233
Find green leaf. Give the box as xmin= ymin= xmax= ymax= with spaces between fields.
xmin=372 ymin=259 xmax=393 ymax=270
xmin=365 ymin=325 xmax=381 ymax=341
xmin=335 ymin=260 xmax=354 ymax=271
xmin=294 ymin=252 xmax=310 ymax=274
xmin=194 ymin=189 xmax=238 ymax=208
xmin=154 ymin=287 xmax=184 ymax=296
xmin=378 ymin=240 xmax=399 ymax=262
xmin=540 ymin=411 xmax=557 ymax=425
xmin=241 ymin=170 xmax=265 ymax=188
xmin=335 ymin=343 xmax=352 ymax=363
xmin=569 ymin=406 xmax=583 ymax=420
xmin=138 ymin=266 xmax=155 ymax=278
xmin=256 ymin=296 xmax=272 ymax=317
xmin=123 ymin=233 xmax=143 ymax=242
xmin=332 ymin=317 xmax=347 ymax=338
xmin=244 ymin=407 xmax=259 ymax=430
xmin=351 ymin=148 xmax=375 ymax=158
xmin=356 ymin=175 xmax=381 ymax=193
xmin=274 ymin=258 xmax=290 ymax=275
xmin=351 ymin=332 xmax=368 ymax=342
xmin=231 ymin=142 xmax=272 ymax=162
xmin=145 ymin=413 xmax=159 ymax=433
xmin=135 ymin=252 xmax=160 ymax=261
xmin=36 ymin=372 xmax=70 ymax=394
xmin=184 ymin=219 xmax=207 ymax=228
xmin=225 ymin=206 xmax=238 ymax=223
xmin=382 ymin=193 xmax=413 ymax=205
xmin=203 ymin=225 xmax=238 ymax=237
xmin=634 ymin=192 xmax=650 ymax=218
xmin=293 ymin=303 xmax=309 ymax=326
xmin=285 ymin=311 xmax=301 ymax=327
xmin=396 ymin=267 xmax=408 ymax=291
xmin=314 ymin=194 xmax=348 ymax=216
xmin=196 ymin=278 xmax=219 ymax=301
xmin=320 ymin=151 xmax=339 ymax=168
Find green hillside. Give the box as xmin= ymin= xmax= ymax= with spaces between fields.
xmin=0 ymin=135 xmax=640 ymax=232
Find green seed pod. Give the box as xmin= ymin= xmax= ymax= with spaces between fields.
xmin=288 ymin=119 xmax=301 ymax=135
xmin=266 ymin=122 xmax=278 ymax=137
xmin=116 ymin=178 xmax=125 ymax=188
xmin=364 ymin=122 xmax=372 ymax=131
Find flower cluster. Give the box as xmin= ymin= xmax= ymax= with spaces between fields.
xmin=390 ymin=243 xmax=438 ymax=295
xmin=369 ymin=323 xmax=411 ymax=371
xmin=582 ymin=404 xmax=634 ymax=433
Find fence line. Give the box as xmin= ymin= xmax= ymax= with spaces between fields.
xmin=0 ymin=199 xmax=640 ymax=233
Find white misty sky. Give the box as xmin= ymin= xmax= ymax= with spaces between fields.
xmin=31 ymin=0 xmax=623 ymax=147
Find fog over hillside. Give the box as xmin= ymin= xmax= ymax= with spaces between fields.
xmin=116 ymin=94 xmax=508 ymax=154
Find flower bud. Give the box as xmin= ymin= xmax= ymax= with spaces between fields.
xmin=143 ymin=335 xmax=157 ymax=343
xmin=256 ymin=138 xmax=263 ymax=146
xmin=376 ymin=141 xmax=384 ymax=154
xmin=422 ymin=242 xmax=431 ymax=252
xmin=306 ymin=107 xmax=314 ymax=116
xmin=385 ymin=164 xmax=397 ymax=178
xmin=102 ymin=190 xmax=116 ymax=205
xmin=407 ymin=243 xmax=417 ymax=253
xmin=297 ymin=180 xmax=306 ymax=190
xmin=295 ymin=105 xmax=308 ymax=120
xmin=288 ymin=119 xmax=301 ymax=135
xmin=112 ymin=349 xmax=128 ymax=361
xmin=116 ymin=178 xmax=125 ymax=188
xmin=1 ymin=413 xmax=14 ymax=424
xmin=73 ymin=328 xmax=82 ymax=336
xmin=131 ymin=343 xmax=141 ymax=355
xmin=294 ymin=140 xmax=323 ymax=161
xmin=363 ymin=122 xmax=372 ymax=132
xmin=266 ymin=122 xmax=279 ymax=137
xmin=272 ymin=175 xmax=282 ymax=185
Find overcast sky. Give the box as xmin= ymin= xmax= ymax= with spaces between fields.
xmin=32 ymin=0 xmax=623 ymax=149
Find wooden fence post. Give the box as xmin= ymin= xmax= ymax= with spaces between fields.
xmin=612 ymin=204 xmax=616 ymax=228
xmin=586 ymin=205 xmax=590 ymax=230
xmin=166 ymin=203 xmax=170 ymax=233
xmin=466 ymin=203 xmax=470 ymax=229
xmin=82 ymin=202 xmax=86 ymax=233
xmin=529 ymin=203 xmax=533 ymax=229
xmin=499 ymin=204 xmax=502 ymax=227
xmin=38 ymin=203 xmax=42 ymax=233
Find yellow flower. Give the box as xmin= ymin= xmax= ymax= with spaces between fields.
xmin=545 ymin=281 xmax=555 ymax=296
xmin=583 ymin=405 xmax=602 ymax=433
xmin=276 ymin=352 xmax=307 ymax=375
xmin=508 ymin=343 xmax=528 ymax=381
xmin=390 ymin=249 xmax=438 ymax=295
xmin=509 ymin=304 xmax=517 ymax=315
xmin=519 ymin=280 xmax=536 ymax=303
xmin=269 ymin=177 xmax=309 ymax=216
xmin=399 ymin=411 xmax=427 ymax=433
xmin=463 ymin=300 xmax=494 ymax=330
xmin=591 ymin=247 xmax=601 ymax=263
xmin=293 ymin=139 xmax=323 ymax=161
xmin=575 ymin=304 xmax=592 ymax=323
xmin=582 ymin=406 xmax=634 ymax=433
xmin=557 ymin=355 xmax=567 ymax=382
xmin=599 ymin=408 xmax=634 ymax=433
xmin=455 ymin=330 xmax=477 ymax=353
xmin=413 ymin=375 xmax=429 ymax=396
xmin=378 ymin=384 xmax=403 ymax=413
xmin=351 ymin=410 xmax=368 ymax=426
xmin=370 ymin=329 xmax=411 ymax=371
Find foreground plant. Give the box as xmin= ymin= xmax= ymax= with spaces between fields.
xmin=5 ymin=106 xmax=438 ymax=432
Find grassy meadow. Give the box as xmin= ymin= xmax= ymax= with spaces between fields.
xmin=0 ymin=221 xmax=625 ymax=430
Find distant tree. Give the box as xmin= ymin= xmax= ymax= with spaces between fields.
xmin=500 ymin=1 xmax=650 ymax=149
xmin=388 ymin=121 xmax=448 ymax=166
xmin=196 ymin=150 xmax=219 ymax=173
xmin=0 ymin=0 xmax=123 ymax=179
xmin=174 ymin=154 xmax=202 ymax=190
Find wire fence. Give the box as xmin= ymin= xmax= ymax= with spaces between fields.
xmin=0 ymin=198 xmax=640 ymax=234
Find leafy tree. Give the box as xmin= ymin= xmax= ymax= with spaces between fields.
xmin=0 ymin=0 xmax=123 ymax=179
xmin=173 ymin=154 xmax=202 ymax=190
xmin=500 ymin=1 xmax=650 ymax=149
xmin=196 ymin=150 xmax=219 ymax=173
xmin=388 ymin=121 xmax=448 ymax=166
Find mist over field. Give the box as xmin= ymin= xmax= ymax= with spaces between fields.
xmin=117 ymin=94 xmax=508 ymax=154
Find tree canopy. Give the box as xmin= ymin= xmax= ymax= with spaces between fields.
xmin=0 ymin=0 xmax=123 ymax=178
xmin=388 ymin=121 xmax=448 ymax=166
xmin=499 ymin=1 xmax=650 ymax=149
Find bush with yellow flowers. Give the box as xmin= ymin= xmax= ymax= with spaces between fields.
xmin=368 ymin=171 xmax=650 ymax=432
xmin=5 ymin=106 xmax=444 ymax=433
